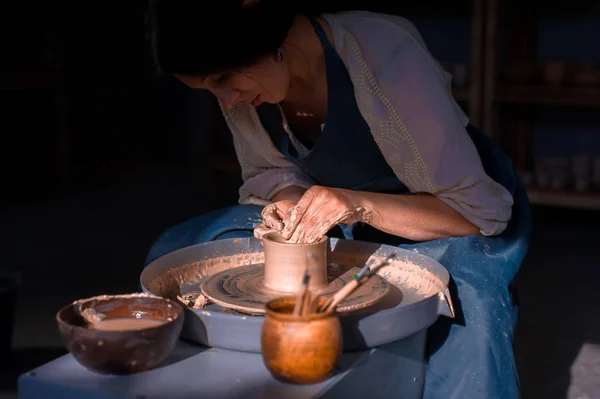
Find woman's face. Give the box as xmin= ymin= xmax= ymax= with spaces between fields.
xmin=175 ymin=54 xmax=289 ymax=109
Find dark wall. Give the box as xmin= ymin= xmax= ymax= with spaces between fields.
xmin=3 ymin=1 xmax=598 ymax=203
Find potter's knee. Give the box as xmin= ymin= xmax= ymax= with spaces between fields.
xmin=457 ymin=280 xmax=515 ymax=326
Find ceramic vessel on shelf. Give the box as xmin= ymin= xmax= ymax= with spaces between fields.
xmin=261 ymin=295 xmax=342 ymax=384
xmin=546 ymin=157 xmax=570 ymax=190
xmin=541 ymin=61 xmax=568 ymax=86
xmin=56 ymin=293 xmax=184 ymax=374
xmin=593 ymin=157 xmax=600 ymax=189
xmin=572 ymin=63 xmax=599 ymax=87
xmin=572 ymin=154 xmax=591 ymax=192
xmin=534 ymin=163 xmax=550 ymax=189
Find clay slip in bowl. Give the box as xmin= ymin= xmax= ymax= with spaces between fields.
xmin=56 ymin=293 xmax=184 ymax=375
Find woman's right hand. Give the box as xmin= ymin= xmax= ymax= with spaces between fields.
xmin=253 ymin=200 xmax=297 ymax=239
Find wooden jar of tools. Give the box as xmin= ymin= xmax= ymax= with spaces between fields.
xmin=262 ymin=232 xmax=329 ymax=293
xmin=261 ymin=295 xmax=342 ymax=384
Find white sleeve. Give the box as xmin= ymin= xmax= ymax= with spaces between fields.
xmin=342 ymin=16 xmax=513 ymax=236
xmin=221 ymin=105 xmax=315 ymax=206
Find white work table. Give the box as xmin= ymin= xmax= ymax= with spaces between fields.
xmin=18 ymin=331 xmax=426 ymax=399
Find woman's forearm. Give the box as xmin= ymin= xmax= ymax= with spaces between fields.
xmin=271 ymin=185 xmax=308 ymax=203
xmin=344 ymin=189 xmax=480 ymax=241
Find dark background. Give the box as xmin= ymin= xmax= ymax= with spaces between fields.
xmin=1 ymin=1 xmax=600 ymax=398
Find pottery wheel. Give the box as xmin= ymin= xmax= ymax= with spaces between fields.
xmin=200 ymin=264 xmax=390 ymax=315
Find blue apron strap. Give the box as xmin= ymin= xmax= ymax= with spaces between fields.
xmin=337 ymin=224 xmax=355 ymax=240
xmin=307 ymin=16 xmax=334 ymax=50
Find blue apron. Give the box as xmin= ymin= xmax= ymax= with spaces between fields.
xmin=146 ymin=17 xmax=531 ymax=399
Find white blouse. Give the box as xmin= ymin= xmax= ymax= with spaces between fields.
xmin=218 ymin=11 xmax=514 ymax=237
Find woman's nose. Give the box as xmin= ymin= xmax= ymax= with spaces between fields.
xmin=212 ymin=87 xmax=241 ymax=110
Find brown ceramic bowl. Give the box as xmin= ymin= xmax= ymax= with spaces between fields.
xmin=56 ymin=293 xmax=184 ymax=375
xmin=261 ymin=295 xmax=342 ymax=385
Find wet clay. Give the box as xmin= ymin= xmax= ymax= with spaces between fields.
xmin=90 ymin=318 xmax=165 ymax=331
xmin=177 ymin=292 xmax=209 ymax=309
xmin=80 ymin=308 xmax=105 ymax=324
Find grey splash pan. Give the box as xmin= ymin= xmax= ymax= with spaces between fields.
xmin=141 ymin=237 xmax=454 ymax=353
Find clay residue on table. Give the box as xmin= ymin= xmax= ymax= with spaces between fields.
xmin=177 ymin=292 xmax=209 ymax=309
xmin=378 ymin=258 xmax=443 ymax=296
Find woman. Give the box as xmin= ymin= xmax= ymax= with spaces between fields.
xmin=148 ymin=1 xmax=531 ymax=398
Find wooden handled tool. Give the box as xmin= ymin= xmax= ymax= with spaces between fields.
xmin=293 ymin=252 xmax=318 ymax=316
xmin=293 ymin=269 xmax=312 ymax=316
xmin=319 ymin=253 xmax=397 ymax=313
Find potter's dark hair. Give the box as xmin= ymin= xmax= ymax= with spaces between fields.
xmin=148 ymin=0 xmax=296 ymax=76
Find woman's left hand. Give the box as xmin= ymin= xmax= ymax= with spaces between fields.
xmin=253 ymin=200 xmax=297 ymax=239
xmin=281 ymin=186 xmax=371 ymax=244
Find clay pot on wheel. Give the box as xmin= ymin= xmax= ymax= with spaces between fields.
xmin=572 ymin=63 xmax=599 ymax=86
xmin=262 ymin=232 xmax=329 ymax=293
xmin=261 ymin=295 xmax=342 ymax=384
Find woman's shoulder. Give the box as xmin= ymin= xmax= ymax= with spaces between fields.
xmin=322 ymin=11 xmax=426 ymax=46
xmin=322 ymin=11 xmax=444 ymax=86
xmin=322 ymin=10 xmax=439 ymax=76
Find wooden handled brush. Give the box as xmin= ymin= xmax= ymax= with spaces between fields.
xmin=319 ymin=253 xmax=397 ymax=314
xmin=293 ymin=268 xmax=312 ymax=316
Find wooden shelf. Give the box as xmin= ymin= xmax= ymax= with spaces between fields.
xmin=496 ymin=86 xmax=600 ymax=108
xmin=527 ymin=188 xmax=600 ymax=211
xmin=487 ymin=3 xmax=600 ymax=211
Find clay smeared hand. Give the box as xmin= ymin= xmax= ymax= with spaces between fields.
xmin=253 ymin=200 xmax=297 ymax=239
xmin=281 ymin=186 xmax=371 ymax=244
